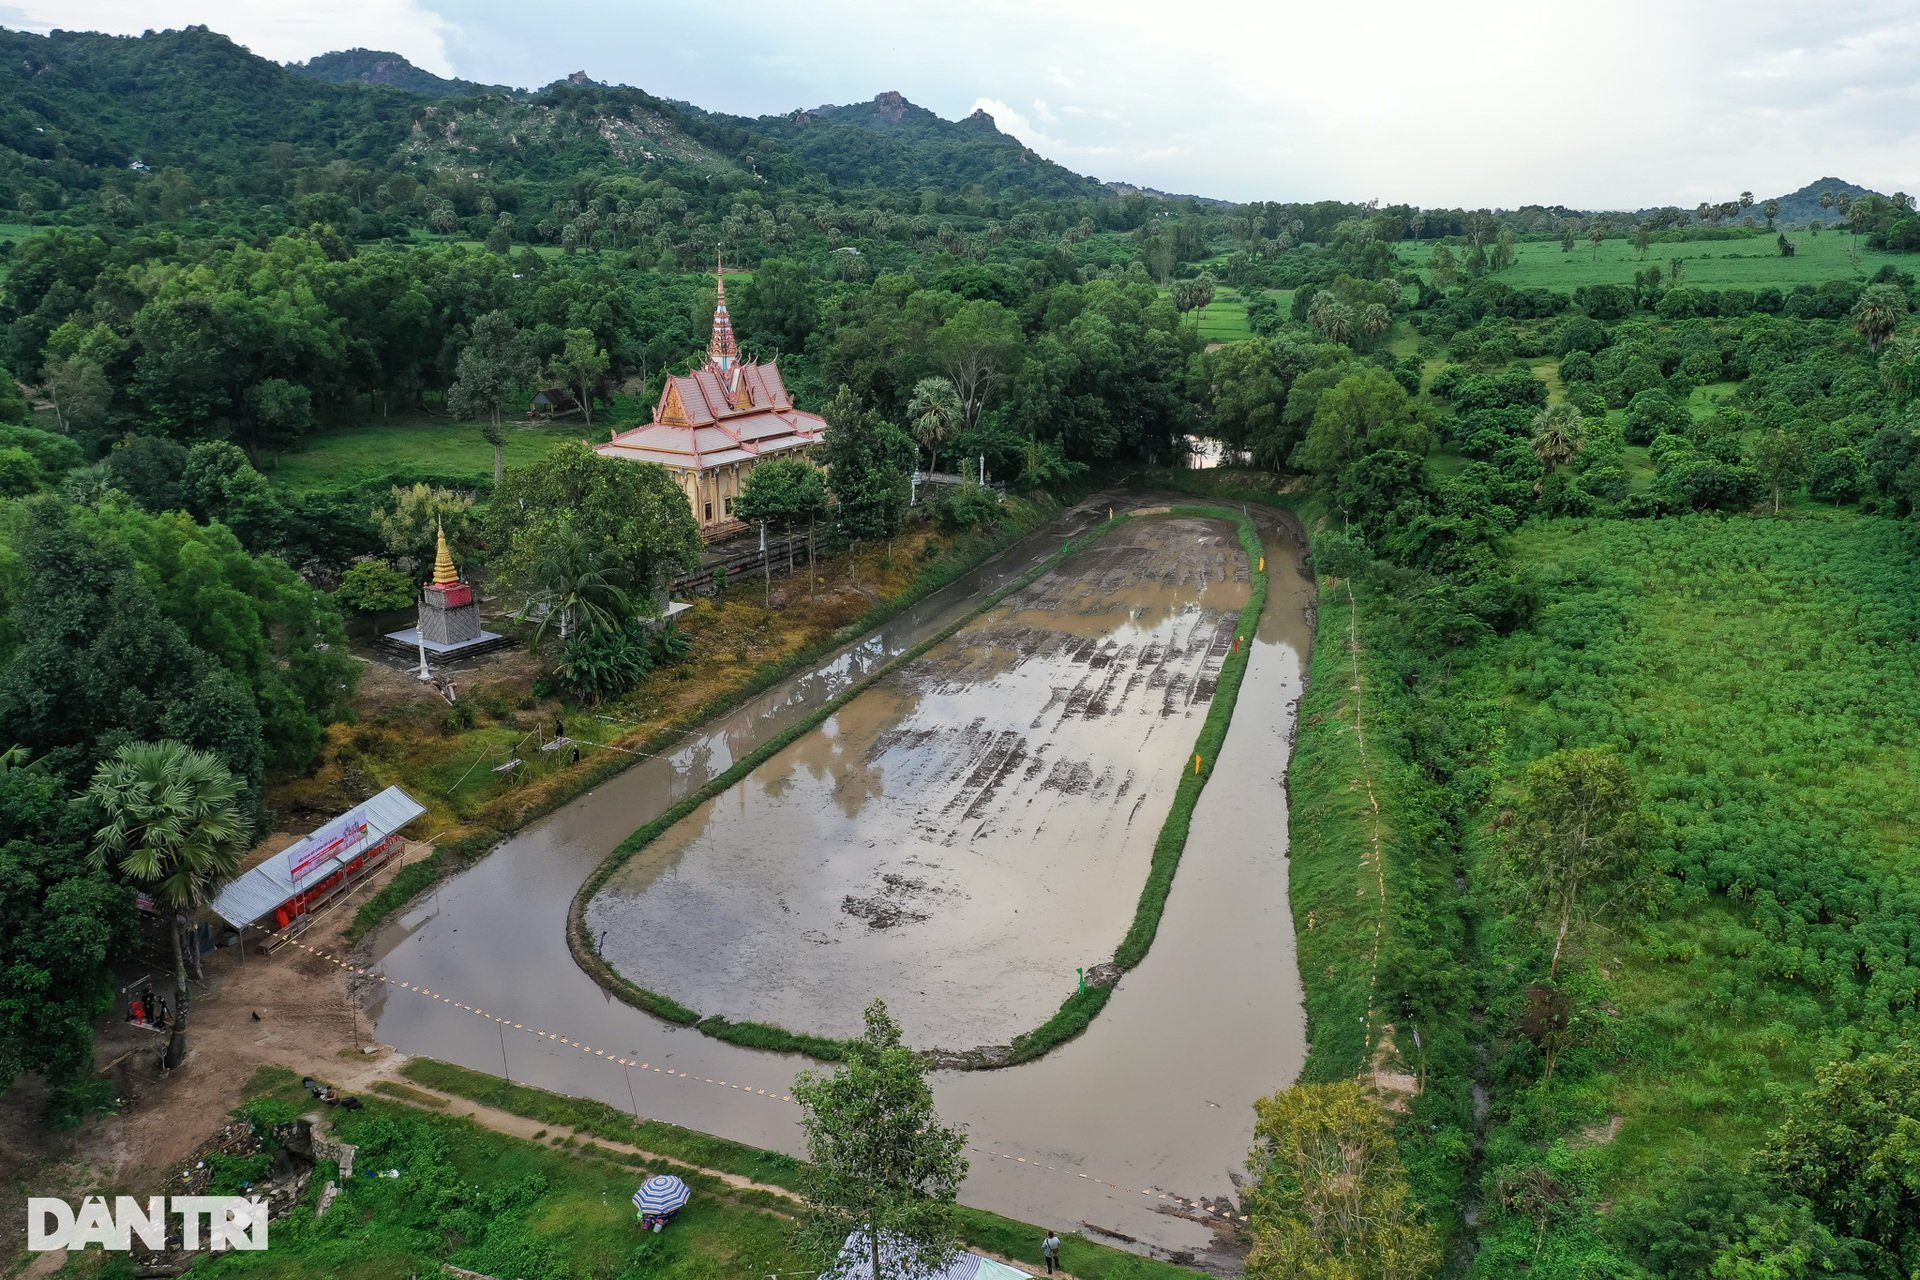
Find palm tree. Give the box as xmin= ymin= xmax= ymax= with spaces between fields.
xmin=1762 ymin=199 xmax=1781 ymax=230
xmin=906 ymin=377 xmax=963 ymax=477
xmin=517 ymin=519 xmax=633 ymax=647
xmin=0 ymin=743 xmax=31 ymax=774
xmin=1359 ymin=303 xmax=1393 ymax=347
xmin=1850 ymin=284 xmax=1909 ymax=352
xmin=1529 ymin=405 xmax=1587 ymax=492
xmin=87 ymin=741 xmax=253 ymax=1070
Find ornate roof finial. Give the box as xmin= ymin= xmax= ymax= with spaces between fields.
xmin=432 ymin=520 xmax=459 ymax=586
xmin=707 ymin=252 xmax=739 ymax=371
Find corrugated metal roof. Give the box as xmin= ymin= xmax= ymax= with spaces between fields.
xmin=210 ymin=786 xmax=425 ymax=927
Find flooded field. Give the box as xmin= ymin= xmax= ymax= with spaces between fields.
xmin=586 ymin=517 xmax=1252 ymax=1048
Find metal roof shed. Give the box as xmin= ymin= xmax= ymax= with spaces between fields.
xmin=210 ymin=786 xmax=425 ymax=930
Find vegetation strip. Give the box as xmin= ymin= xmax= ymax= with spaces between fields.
xmin=396 ymin=1058 xmax=1209 ymax=1280
xmin=345 ymin=501 xmax=1066 ymax=943
xmin=567 ymin=503 xmax=1269 ymax=1065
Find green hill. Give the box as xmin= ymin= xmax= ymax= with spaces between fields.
xmin=0 ymin=26 xmax=1112 ymax=207
xmin=1760 ymin=176 xmax=1885 ymax=227
xmin=291 ymin=48 xmax=510 ymax=97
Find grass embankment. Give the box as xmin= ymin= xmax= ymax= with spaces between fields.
xmin=568 ymin=505 xmax=1270 ymax=1065
xmin=193 ymin=1067 xmax=811 ymax=1280
xmin=395 ymin=1059 xmax=1200 ymax=1280
xmin=322 ymin=503 xmax=1065 ymax=945
xmin=263 ymin=418 xmax=590 ymax=495
xmin=1395 ymin=229 xmax=1903 ymax=292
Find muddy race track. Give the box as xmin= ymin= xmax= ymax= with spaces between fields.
xmin=587 ymin=517 xmax=1251 ymax=1048
xmin=366 ymin=499 xmax=1313 ymax=1269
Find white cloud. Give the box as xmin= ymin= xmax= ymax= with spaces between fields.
xmin=7 ymin=0 xmax=457 ymax=74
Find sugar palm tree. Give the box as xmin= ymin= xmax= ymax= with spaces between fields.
xmin=88 ymin=741 xmax=253 ymax=1070
xmin=1851 ymin=284 xmax=1909 ymax=352
xmin=1529 ymin=404 xmax=1587 ymax=491
xmin=906 ymin=377 xmax=963 ymax=477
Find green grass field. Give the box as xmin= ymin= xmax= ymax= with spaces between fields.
xmin=1163 ymin=285 xmax=1292 ymax=344
xmin=1398 ymin=230 xmax=1906 ymax=292
xmin=263 ymin=418 xmax=595 ymax=495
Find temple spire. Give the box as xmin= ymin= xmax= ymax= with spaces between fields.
xmin=432 ymin=521 xmax=459 ymax=586
xmin=708 ymin=253 xmax=738 ymax=373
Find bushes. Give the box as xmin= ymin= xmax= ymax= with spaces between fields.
xmin=927 ymin=483 xmax=1003 ymax=533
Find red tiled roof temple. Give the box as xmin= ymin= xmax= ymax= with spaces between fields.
xmin=594 ymin=260 xmax=826 ymax=525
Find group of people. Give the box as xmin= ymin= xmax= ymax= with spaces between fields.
xmin=301 ymin=1075 xmax=364 ymax=1110
xmin=125 ymin=986 xmax=169 ymax=1030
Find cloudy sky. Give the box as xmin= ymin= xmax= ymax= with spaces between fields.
xmin=8 ymin=0 xmax=1920 ymax=208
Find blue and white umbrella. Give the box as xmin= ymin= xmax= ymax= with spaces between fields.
xmin=632 ymin=1175 xmax=692 ymax=1216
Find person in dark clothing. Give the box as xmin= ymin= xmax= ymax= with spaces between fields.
xmin=570 ymin=745 xmax=580 ymax=765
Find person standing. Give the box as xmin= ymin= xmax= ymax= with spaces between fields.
xmin=1042 ymin=1231 xmax=1061 ymax=1275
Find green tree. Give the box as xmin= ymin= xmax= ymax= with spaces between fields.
xmin=736 ymin=456 xmax=830 ymax=584
xmin=513 ymin=517 xmax=633 ymax=647
xmin=793 ymin=999 xmax=968 ymax=1280
xmin=86 ymin=740 xmax=252 ymax=1069
xmin=1495 ymin=747 xmax=1655 ymax=984
xmin=736 ymin=258 xmax=819 ymax=354
xmin=1244 ymin=1082 xmax=1439 ymax=1280
xmin=43 ymin=357 xmax=112 ymax=437
xmin=1298 ymin=365 xmax=1414 ymax=480
xmin=1758 ymin=1050 xmax=1920 ymax=1273
xmin=548 ymin=327 xmax=609 ymax=429
xmin=1849 ymin=284 xmax=1908 ymax=352
xmin=1751 ymin=429 xmax=1809 ymax=515
xmin=487 ymin=442 xmax=699 ymax=615
xmin=374 ymin=483 xmax=477 ymax=577
xmin=905 ymin=376 xmax=963 ymax=476
xmin=1529 ymin=403 xmax=1588 ymax=479
xmin=1763 ymin=198 xmax=1781 ymax=229
xmin=820 ymin=386 xmax=915 ymax=547
xmin=181 ymin=441 xmax=283 ymax=552
xmin=334 ymin=560 xmax=416 ymax=619
xmin=243 ymin=377 xmax=312 ymax=452
xmin=1878 ymin=327 xmax=1920 ymax=402
xmin=1428 ymin=244 xmax=1458 ymax=288
xmin=448 ymin=311 xmax=536 ymax=484
xmin=931 ymin=300 xmax=1020 ymax=434
xmin=0 ymin=766 xmax=137 ymax=1096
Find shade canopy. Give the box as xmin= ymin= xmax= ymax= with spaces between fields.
xmin=632 ymin=1175 xmax=692 ymax=1215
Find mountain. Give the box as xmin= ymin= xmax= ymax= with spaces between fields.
xmin=750 ymin=91 xmax=1103 ymax=200
xmin=0 ymin=26 xmax=1117 ymax=206
xmin=1761 ymin=177 xmax=1886 ymax=227
xmin=291 ymin=48 xmax=509 ymax=98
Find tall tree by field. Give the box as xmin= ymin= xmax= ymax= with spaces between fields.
xmin=448 ymin=310 xmax=536 ymax=484
xmin=1493 ymin=748 xmax=1655 ymax=985
xmin=905 ymin=376 xmax=963 ymax=476
xmin=1850 ymin=283 xmax=1908 ymax=352
xmin=1427 ymin=243 xmax=1458 ymax=287
xmin=1763 ymin=198 xmax=1781 ymax=229
xmin=486 ymin=443 xmax=699 ymax=615
xmin=930 ymin=300 xmax=1019 ymax=434
xmin=1751 ymin=429 xmax=1809 ymax=514
xmin=86 ymin=740 xmax=252 ymax=1069
xmin=547 ymin=327 xmax=609 ymax=429
xmin=1244 ymin=1081 xmax=1439 ymax=1280
xmin=793 ymin=1000 xmax=968 ymax=1280
xmin=820 ymin=386 xmax=915 ymax=549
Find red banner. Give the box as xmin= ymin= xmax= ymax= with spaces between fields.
xmin=289 ymin=819 xmax=367 ymax=880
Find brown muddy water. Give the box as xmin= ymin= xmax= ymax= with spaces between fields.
xmin=365 ymin=499 xmax=1312 ymax=1271
xmin=586 ymin=518 xmax=1249 ymax=1049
